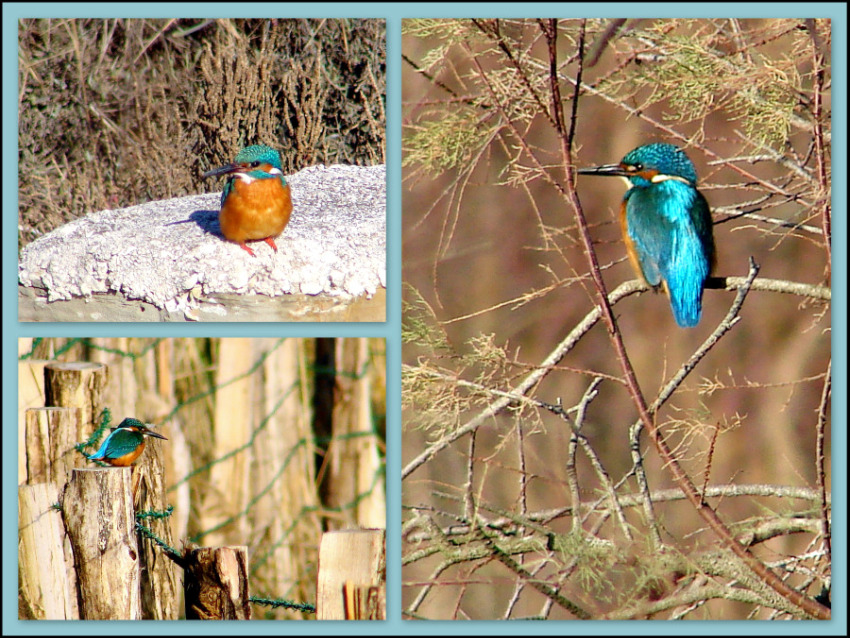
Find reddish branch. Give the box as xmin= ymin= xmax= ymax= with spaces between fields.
xmin=546 ymin=19 xmax=830 ymax=621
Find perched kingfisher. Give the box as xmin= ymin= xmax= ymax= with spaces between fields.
xmin=202 ymin=145 xmax=293 ymax=256
xmin=578 ymin=143 xmax=716 ymax=327
xmin=87 ymin=418 xmax=167 ymax=467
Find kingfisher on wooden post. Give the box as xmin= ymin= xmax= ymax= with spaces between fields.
xmin=87 ymin=418 xmax=168 ymax=467
xmin=578 ymin=143 xmax=716 ymax=328
xmin=203 ymin=145 xmax=293 ymax=257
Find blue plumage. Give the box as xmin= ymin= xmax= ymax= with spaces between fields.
xmin=87 ymin=417 xmax=167 ymax=466
xmin=579 ymin=143 xmax=715 ymax=327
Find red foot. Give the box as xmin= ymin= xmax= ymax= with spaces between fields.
xmin=238 ymin=242 xmax=256 ymax=257
xmin=263 ymin=237 xmax=279 ymax=252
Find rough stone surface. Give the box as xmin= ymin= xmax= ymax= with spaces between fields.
xmin=18 ymin=164 xmax=386 ymax=322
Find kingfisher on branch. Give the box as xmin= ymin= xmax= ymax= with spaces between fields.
xmin=578 ymin=143 xmax=716 ymax=327
xmin=203 ymin=145 xmax=293 ymax=257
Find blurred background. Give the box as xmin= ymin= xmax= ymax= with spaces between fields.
xmin=401 ymin=18 xmax=831 ymax=620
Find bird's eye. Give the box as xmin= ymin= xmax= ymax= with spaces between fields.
xmin=629 ymin=163 xmax=642 ymax=172
xmin=251 ymin=161 xmax=261 ymax=167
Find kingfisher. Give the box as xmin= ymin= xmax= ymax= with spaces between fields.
xmin=87 ymin=418 xmax=167 ymax=467
xmin=202 ymin=145 xmax=293 ymax=257
xmin=578 ymin=143 xmax=716 ymax=328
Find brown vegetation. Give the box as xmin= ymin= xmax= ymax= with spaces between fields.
xmin=402 ymin=18 xmax=830 ymax=620
xmin=18 ymin=18 xmax=386 ymax=250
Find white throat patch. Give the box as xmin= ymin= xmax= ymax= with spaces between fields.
xmin=233 ymin=167 xmax=282 ymax=183
xmin=651 ymin=173 xmax=692 ymax=186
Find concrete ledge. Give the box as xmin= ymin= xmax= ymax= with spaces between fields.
xmin=18 ymin=164 xmax=386 ymax=322
xmin=18 ymin=286 xmax=386 ymax=322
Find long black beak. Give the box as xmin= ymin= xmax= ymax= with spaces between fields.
xmin=577 ymin=163 xmax=630 ymax=177
xmin=142 ymin=429 xmax=168 ymax=440
xmin=202 ymin=163 xmax=247 ymax=179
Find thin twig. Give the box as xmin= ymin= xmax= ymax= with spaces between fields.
xmin=815 ymin=358 xmax=832 ymax=560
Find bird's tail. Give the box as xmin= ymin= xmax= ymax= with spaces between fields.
xmin=665 ymin=267 xmax=707 ymax=328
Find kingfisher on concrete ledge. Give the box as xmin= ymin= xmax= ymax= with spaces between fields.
xmin=578 ymin=143 xmax=716 ymax=328
xmin=87 ymin=418 xmax=167 ymax=466
xmin=203 ymin=145 xmax=293 ymax=257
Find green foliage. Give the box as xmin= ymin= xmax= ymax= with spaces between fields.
xmin=402 ymin=288 xmax=522 ymax=438
xmin=549 ymin=530 xmax=618 ymax=597
xmin=619 ymin=21 xmax=808 ymax=147
xmin=401 ymin=286 xmax=451 ymax=351
xmin=403 ymin=107 xmax=491 ymax=173
xmin=402 ymin=18 xmax=483 ymax=45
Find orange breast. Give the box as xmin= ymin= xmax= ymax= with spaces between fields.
xmin=619 ymin=200 xmax=649 ymax=287
xmin=220 ymin=178 xmax=293 ymax=243
xmin=108 ymin=442 xmax=145 ymax=466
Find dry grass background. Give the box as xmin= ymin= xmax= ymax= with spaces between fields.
xmin=18 ymin=18 xmax=386 ymax=251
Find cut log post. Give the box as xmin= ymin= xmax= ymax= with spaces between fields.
xmin=343 ymin=581 xmax=386 ymax=620
xmin=316 ymin=528 xmax=386 ymax=619
xmin=61 ymin=467 xmax=141 ymax=619
xmin=18 ymin=357 xmax=50 ymax=485
xmin=18 ymin=482 xmax=80 ymax=619
xmin=23 ymin=406 xmax=84 ymax=485
xmin=43 ymin=361 xmax=108 ymax=432
xmin=135 ymin=466 xmax=180 ymax=619
xmin=183 ymin=546 xmax=251 ymax=619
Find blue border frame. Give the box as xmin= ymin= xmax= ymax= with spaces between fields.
xmin=4 ymin=3 xmax=846 ymax=635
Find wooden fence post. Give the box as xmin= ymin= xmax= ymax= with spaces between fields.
xmin=23 ymin=406 xmax=84 ymax=485
xmin=183 ymin=546 xmax=251 ymax=619
xmin=62 ymin=467 xmax=141 ymax=619
xmin=316 ymin=528 xmax=386 ymax=619
xmin=18 ymin=482 xmax=79 ymax=619
xmin=134 ymin=447 xmax=179 ymax=619
xmin=43 ymin=361 xmax=108 ymax=432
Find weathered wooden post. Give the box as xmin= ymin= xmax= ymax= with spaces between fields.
xmin=43 ymin=361 xmax=108 ymax=431
xmin=316 ymin=528 xmax=386 ymax=619
xmin=62 ymin=467 xmax=141 ymax=619
xmin=183 ymin=546 xmax=251 ymax=619
xmin=18 ymin=361 xmax=109 ymax=619
xmin=23 ymin=406 xmax=84 ymax=484
xmin=18 ymin=482 xmax=79 ymax=619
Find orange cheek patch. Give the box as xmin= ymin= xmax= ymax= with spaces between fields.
xmin=635 ymin=168 xmax=659 ymax=181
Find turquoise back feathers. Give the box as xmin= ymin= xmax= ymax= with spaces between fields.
xmin=578 ymin=143 xmax=715 ymax=328
xmin=87 ymin=417 xmax=167 ymax=465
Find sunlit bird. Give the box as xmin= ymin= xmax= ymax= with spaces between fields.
xmin=578 ymin=143 xmax=716 ymax=327
xmin=87 ymin=418 xmax=168 ymax=466
xmin=203 ymin=145 xmax=293 ymax=257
